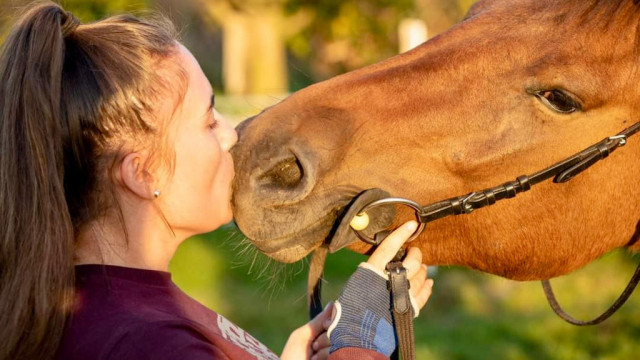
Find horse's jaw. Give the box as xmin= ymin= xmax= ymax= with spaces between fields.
xmin=231 ymin=173 xmax=396 ymax=262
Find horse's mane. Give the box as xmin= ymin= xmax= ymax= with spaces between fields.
xmin=571 ymin=0 xmax=640 ymax=57
xmin=470 ymin=0 xmax=640 ymax=29
xmin=575 ymin=0 xmax=639 ymax=26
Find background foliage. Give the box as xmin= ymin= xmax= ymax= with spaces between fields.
xmin=2 ymin=0 xmax=640 ymax=358
xmin=0 ymin=0 xmax=476 ymax=92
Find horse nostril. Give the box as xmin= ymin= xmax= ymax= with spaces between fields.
xmin=247 ymin=149 xmax=317 ymax=206
xmin=257 ymin=156 xmax=304 ymax=190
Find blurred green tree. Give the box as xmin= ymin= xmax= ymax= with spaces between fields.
xmin=196 ymin=0 xmax=293 ymax=95
xmin=284 ymin=0 xmax=415 ymax=81
xmin=0 ymin=0 xmax=149 ymax=40
xmin=1 ymin=0 xmax=478 ymax=93
xmin=60 ymin=0 xmax=149 ymax=22
xmin=182 ymin=0 xmax=478 ymax=93
xmin=1 ymin=0 xmax=148 ymax=22
xmin=283 ymin=0 xmax=477 ymax=81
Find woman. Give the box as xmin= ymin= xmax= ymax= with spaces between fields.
xmin=0 ymin=2 xmax=433 ymax=360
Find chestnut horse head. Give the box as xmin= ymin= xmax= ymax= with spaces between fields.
xmin=231 ymin=0 xmax=640 ymax=281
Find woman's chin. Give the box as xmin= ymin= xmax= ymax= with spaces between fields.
xmin=183 ymin=214 xmax=233 ymax=237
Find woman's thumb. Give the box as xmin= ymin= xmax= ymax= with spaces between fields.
xmin=307 ymin=301 xmax=334 ymax=336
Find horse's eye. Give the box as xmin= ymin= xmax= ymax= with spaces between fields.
xmin=535 ymin=89 xmax=581 ymax=114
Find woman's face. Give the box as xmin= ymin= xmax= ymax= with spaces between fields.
xmin=158 ymin=44 xmax=237 ymax=237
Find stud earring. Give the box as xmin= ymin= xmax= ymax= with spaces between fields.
xmin=153 ymin=189 xmax=161 ymax=198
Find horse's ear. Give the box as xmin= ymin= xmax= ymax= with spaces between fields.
xmin=328 ymin=188 xmax=394 ymax=253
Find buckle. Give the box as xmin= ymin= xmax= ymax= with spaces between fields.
xmin=461 ymin=192 xmax=477 ymax=214
xmin=609 ymin=135 xmax=627 ymax=147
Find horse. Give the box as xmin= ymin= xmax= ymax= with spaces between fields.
xmin=230 ymin=0 xmax=640 ymax=285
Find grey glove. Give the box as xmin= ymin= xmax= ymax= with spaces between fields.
xmin=327 ymin=264 xmax=396 ymax=356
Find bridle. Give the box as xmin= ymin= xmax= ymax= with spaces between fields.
xmin=309 ymin=121 xmax=640 ymax=359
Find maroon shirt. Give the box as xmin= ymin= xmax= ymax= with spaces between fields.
xmin=55 ymin=265 xmax=386 ymax=360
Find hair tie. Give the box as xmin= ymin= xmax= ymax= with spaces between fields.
xmin=61 ymin=11 xmax=80 ymax=37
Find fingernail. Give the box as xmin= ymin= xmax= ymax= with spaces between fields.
xmin=323 ymin=319 xmax=331 ymax=328
xmin=313 ymin=341 xmax=318 ymax=350
xmin=406 ymin=221 xmax=418 ymax=232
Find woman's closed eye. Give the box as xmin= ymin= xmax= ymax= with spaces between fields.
xmin=205 ymin=94 xmax=217 ymax=130
xmin=208 ymin=116 xmax=218 ymax=130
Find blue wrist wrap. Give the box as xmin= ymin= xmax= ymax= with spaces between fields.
xmin=329 ymin=266 xmax=396 ymax=356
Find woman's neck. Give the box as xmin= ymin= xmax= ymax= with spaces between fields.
xmin=74 ymin=213 xmax=184 ymax=271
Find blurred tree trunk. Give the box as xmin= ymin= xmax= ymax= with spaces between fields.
xmin=222 ymin=13 xmax=249 ymax=94
xmin=201 ymin=1 xmax=288 ymax=95
xmin=415 ymin=0 xmax=477 ymax=36
xmin=247 ymin=11 xmax=287 ymax=94
xmin=398 ymin=18 xmax=428 ymax=53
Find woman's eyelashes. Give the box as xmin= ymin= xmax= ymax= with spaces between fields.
xmin=208 ymin=115 xmax=218 ymax=130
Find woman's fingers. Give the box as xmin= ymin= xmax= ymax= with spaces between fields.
xmin=301 ymin=302 xmax=334 ymax=342
xmin=407 ymin=263 xmax=433 ymax=311
xmin=311 ymin=330 xmax=330 ymax=360
xmin=281 ymin=303 xmax=334 ymax=360
xmin=367 ymin=221 xmax=418 ymax=271
xmin=409 ymin=264 xmax=428 ymax=297
xmin=403 ymin=247 xmax=423 ymax=279
xmin=312 ymin=332 xmax=330 ymax=351
xmin=364 ymin=221 xmax=434 ymax=314
xmin=413 ymin=276 xmax=434 ymax=310
xmin=311 ymin=347 xmax=330 ymax=360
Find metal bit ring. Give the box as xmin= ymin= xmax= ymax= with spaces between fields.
xmin=352 ymin=197 xmax=426 ymax=245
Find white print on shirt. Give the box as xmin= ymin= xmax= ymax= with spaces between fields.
xmin=217 ymin=315 xmax=280 ymax=360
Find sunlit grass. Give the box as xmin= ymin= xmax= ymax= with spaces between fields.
xmin=170 ymin=224 xmax=640 ymax=359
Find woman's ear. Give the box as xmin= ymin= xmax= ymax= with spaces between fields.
xmin=118 ymin=152 xmax=155 ymax=199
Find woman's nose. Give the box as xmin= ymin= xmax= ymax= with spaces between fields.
xmin=215 ymin=110 xmax=238 ymax=151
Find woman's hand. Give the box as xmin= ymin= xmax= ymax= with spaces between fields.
xmin=281 ymin=302 xmax=334 ymax=360
xmin=366 ymin=221 xmax=433 ymax=313
xmin=283 ymin=221 xmax=434 ymax=359
xmin=327 ymin=221 xmax=434 ymax=357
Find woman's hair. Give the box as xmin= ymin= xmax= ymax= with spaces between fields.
xmin=0 ymin=2 xmax=186 ymax=359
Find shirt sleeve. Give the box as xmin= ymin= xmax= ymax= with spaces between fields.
xmin=105 ymin=321 xmax=231 ymax=360
xmin=328 ymin=347 xmax=389 ymax=360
